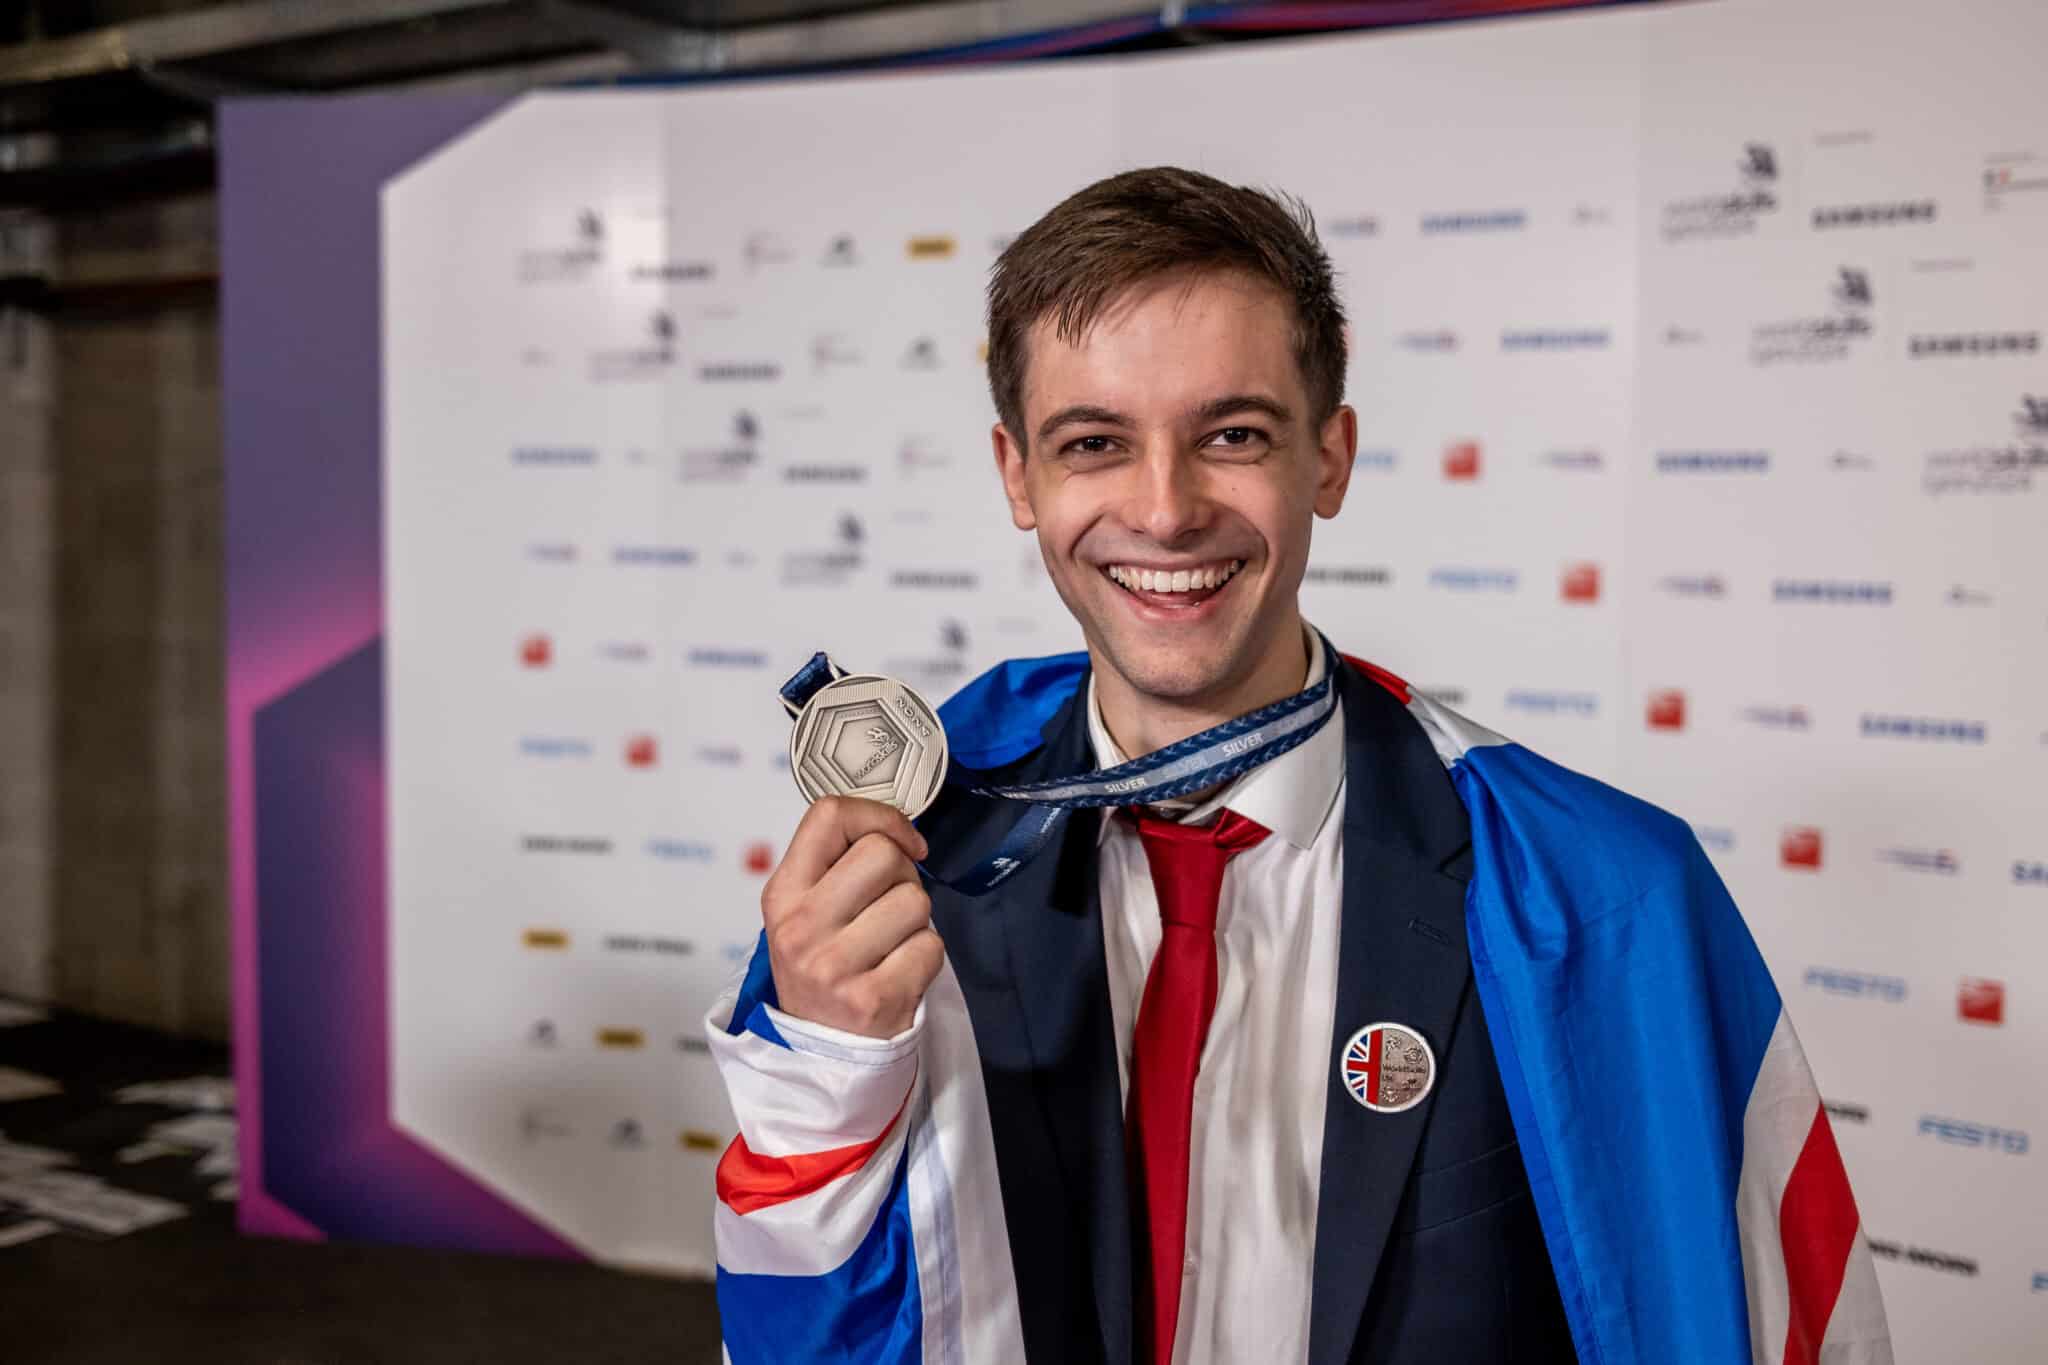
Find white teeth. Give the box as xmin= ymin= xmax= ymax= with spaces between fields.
xmin=1104 ymin=560 xmax=1248 ymax=594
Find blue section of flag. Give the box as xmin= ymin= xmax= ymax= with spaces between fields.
xmin=938 ymin=650 xmax=1087 ymax=768
xmin=725 ymin=929 xmax=789 ymax=1050
xmin=717 ymin=1145 xmax=925 ymax=1364
xmin=1453 ymin=740 xmax=1782 ymax=1364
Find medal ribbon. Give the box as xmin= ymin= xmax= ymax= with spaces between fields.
xmin=779 ymin=633 xmax=1341 ymax=896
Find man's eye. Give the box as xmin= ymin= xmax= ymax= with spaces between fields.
xmin=1207 ymin=426 xmax=1268 ymax=452
xmin=1067 ymin=436 xmax=1116 ymax=456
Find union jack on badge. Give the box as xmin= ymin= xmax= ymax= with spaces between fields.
xmin=1340 ymin=1021 xmax=1436 ymax=1114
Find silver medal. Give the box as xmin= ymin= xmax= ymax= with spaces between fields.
xmin=783 ymin=668 xmax=950 ymax=819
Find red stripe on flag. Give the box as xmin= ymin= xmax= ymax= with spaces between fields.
xmin=1777 ymin=1105 xmax=1861 ymax=1365
xmin=715 ymin=1098 xmax=907 ymax=1216
xmin=1340 ymin=653 xmax=1411 ymax=703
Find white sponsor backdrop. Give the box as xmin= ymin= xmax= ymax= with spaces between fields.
xmin=383 ymin=0 xmax=2046 ymax=1356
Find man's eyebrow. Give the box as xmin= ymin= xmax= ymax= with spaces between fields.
xmin=1036 ymin=404 xmax=1134 ymax=443
xmin=1190 ymin=393 xmax=1294 ymax=425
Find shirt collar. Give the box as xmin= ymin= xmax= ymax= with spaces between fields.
xmin=1085 ymin=623 xmax=1346 ymax=852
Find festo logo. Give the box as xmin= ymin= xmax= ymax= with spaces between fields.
xmin=1802 ymin=966 xmax=1906 ymax=1002
xmin=1918 ymin=1115 xmax=2029 ymax=1155
xmin=1781 ymin=826 xmax=1823 ymax=870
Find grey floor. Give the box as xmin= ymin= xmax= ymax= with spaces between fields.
xmin=1 ymin=1005 xmax=724 ymax=1364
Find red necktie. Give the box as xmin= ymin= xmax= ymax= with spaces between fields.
xmin=1126 ymin=809 xmax=1271 ymax=1365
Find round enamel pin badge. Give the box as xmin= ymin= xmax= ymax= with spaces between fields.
xmin=1340 ymin=1022 xmax=1437 ymax=1114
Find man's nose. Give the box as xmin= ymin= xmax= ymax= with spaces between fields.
xmin=1121 ymin=448 xmax=1210 ymax=544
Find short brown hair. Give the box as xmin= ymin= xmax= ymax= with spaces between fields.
xmin=985 ymin=166 xmax=1346 ymax=448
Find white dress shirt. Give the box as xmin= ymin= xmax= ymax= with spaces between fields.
xmin=1087 ymin=628 xmax=1348 ymax=1365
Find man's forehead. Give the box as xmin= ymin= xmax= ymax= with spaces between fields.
xmin=1019 ymin=270 xmax=1302 ymax=416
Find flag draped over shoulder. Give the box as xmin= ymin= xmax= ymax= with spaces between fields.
xmin=1400 ymin=689 xmax=1892 ymax=1365
xmin=705 ymin=652 xmax=1894 ymax=1365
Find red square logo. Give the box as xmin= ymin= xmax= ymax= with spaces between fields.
xmin=1561 ymin=563 xmax=1602 ymax=603
xmin=744 ymin=841 xmax=775 ymax=876
xmin=625 ymin=734 xmax=659 ymax=768
xmin=1780 ymin=826 xmax=1823 ymax=870
xmin=1959 ymin=978 xmax=2005 ymax=1026
xmin=520 ymin=633 xmax=552 ymax=668
xmin=1647 ymin=689 xmax=1687 ymax=731
xmin=1443 ymin=442 xmax=1482 ymax=481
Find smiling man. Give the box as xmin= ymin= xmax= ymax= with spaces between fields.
xmin=707 ymin=169 xmax=1891 ymax=1365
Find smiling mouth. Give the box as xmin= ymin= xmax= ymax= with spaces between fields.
xmin=1102 ymin=558 xmax=1246 ymax=606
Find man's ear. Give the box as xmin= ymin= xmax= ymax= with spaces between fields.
xmin=992 ymin=421 xmax=1037 ymax=531
xmin=1312 ymin=405 xmax=1359 ymax=520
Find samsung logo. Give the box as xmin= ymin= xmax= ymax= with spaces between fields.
xmin=890 ymin=570 xmax=979 ymax=590
xmin=1773 ymin=580 xmax=1893 ymax=603
xmin=1501 ymin=328 xmax=1611 ymax=351
xmin=511 ymin=446 xmax=597 ymax=466
xmin=1866 ymin=1239 xmax=1977 ymax=1277
xmin=614 ymin=545 xmax=697 ymax=566
xmin=1420 ymin=210 xmax=1527 ymax=234
xmin=1428 ymin=567 xmax=1519 ymax=592
xmin=1802 ymin=967 xmax=1907 ymax=1001
xmin=1304 ymin=565 xmax=1393 ymax=586
xmin=698 ymin=362 xmax=783 ymax=381
xmin=1859 ymin=714 xmax=1986 ymax=743
xmin=646 ymin=839 xmax=715 ymax=862
xmin=522 ymin=835 xmax=612 ymax=855
xmin=685 ymin=647 xmax=768 ymax=669
xmin=1656 ymin=450 xmax=1770 ymax=473
xmin=519 ymin=737 xmax=592 ymax=758
xmin=1918 ymin=1115 xmax=2029 ymax=1155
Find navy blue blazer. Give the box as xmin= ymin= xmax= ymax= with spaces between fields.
xmin=917 ymin=654 xmax=1578 ymax=1365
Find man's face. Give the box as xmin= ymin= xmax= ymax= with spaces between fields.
xmin=992 ymin=270 xmax=1356 ymax=708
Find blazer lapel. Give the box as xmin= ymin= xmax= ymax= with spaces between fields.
xmin=923 ymin=673 xmax=1133 ymax=1365
xmin=1305 ymin=664 xmax=1477 ymax=1365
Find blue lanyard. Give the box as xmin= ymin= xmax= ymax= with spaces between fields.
xmin=780 ymin=633 xmax=1340 ymax=896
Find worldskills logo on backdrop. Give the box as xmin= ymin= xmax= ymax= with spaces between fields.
xmin=1660 ymin=141 xmax=1779 ymax=241
xmin=679 ymin=411 xmax=760 ymax=483
xmin=1958 ymin=977 xmax=2005 ymax=1026
xmin=1921 ymin=394 xmax=2048 ymax=496
xmin=1780 ymin=826 xmax=1823 ymax=870
xmin=1772 ymin=579 xmax=1892 ymax=604
xmin=1982 ymin=151 xmax=2048 ymax=210
xmin=517 ymin=208 xmax=603 ymax=281
xmin=781 ymin=513 xmax=864 ymax=587
xmin=588 ymin=312 xmax=679 ymax=381
xmin=624 ymin=734 xmax=659 ymax=769
xmin=520 ymin=633 xmax=552 ymax=668
xmin=1655 ymin=449 xmax=1769 ymax=475
xmin=1501 ymin=327 xmax=1611 ymax=352
xmin=1749 ymin=267 xmax=1873 ymax=365
xmin=1442 ymin=441 xmax=1482 ymax=480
